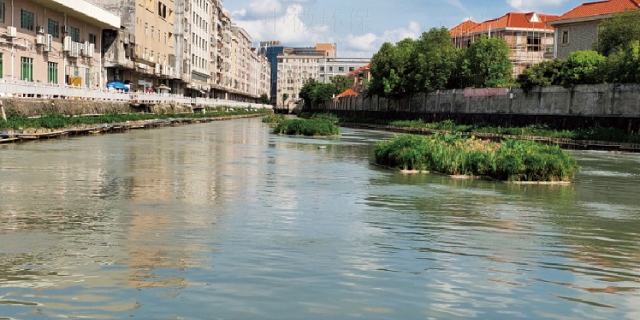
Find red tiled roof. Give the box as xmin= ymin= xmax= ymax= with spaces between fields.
xmin=450 ymin=20 xmax=479 ymax=37
xmin=346 ymin=63 xmax=370 ymax=77
xmin=337 ymin=89 xmax=358 ymax=98
xmin=451 ymin=12 xmax=559 ymax=36
xmin=557 ymin=0 xmax=640 ymax=20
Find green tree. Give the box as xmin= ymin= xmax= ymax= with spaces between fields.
xmin=461 ymin=35 xmax=513 ymax=88
xmin=594 ymin=9 xmax=640 ymax=56
xmin=410 ymin=27 xmax=459 ymax=92
xmin=605 ymin=41 xmax=640 ymax=83
xmin=282 ymin=93 xmax=289 ymax=107
xmin=313 ymin=83 xmax=336 ymax=104
xmin=560 ymin=50 xmax=607 ymax=87
xmin=332 ymin=75 xmax=354 ymax=95
xmin=516 ymin=59 xmax=565 ymax=92
xmin=260 ymin=93 xmax=270 ymax=104
xmin=299 ymin=79 xmax=318 ymax=107
xmin=369 ymin=38 xmax=417 ymax=98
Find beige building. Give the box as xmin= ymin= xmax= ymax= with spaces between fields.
xmin=99 ymin=0 xmax=179 ymax=92
xmin=276 ymin=54 xmax=322 ymax=106
xmin=0 ymin=0 xmax=120 ymax=86
xmin=184 ymin=0 xmax=212 ymax=96
xmin=210 ymin=4 xmax=232 ymax=99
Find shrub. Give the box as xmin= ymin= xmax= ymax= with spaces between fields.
xmin=274 ymin=119 xmax=340 ymax=136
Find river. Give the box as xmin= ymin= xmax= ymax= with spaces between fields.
xmin=1 ymin=117 xmax=639 ymax=319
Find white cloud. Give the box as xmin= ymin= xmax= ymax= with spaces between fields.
xmin=507 ymin=0 xmax=569 ymax=11
xmin=341 ymin=21 xmax=422 ymax=56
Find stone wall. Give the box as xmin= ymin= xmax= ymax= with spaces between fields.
xmin=1 ymin=99 xmax=193 ymax=117
xmin=309 ymin=84 xmax=640 ymax=132
xmin=556 ymin=21 xmax=600 ymax=59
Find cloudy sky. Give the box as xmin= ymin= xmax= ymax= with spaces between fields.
xmin=226 ymin=0 xmax=587 ymax=57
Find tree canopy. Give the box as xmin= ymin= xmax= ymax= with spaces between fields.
xmin=331 ymin=75 xmax=354 ymax=95
xmin=594 ymin=9 xmax=640 ymax=56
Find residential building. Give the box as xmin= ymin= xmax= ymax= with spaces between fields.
xmin=317 ymin=58 xmax=371 ymax=84
xmin=276 ymin=54 xmax=323 ymax=106
xmin=284 ymin=43 xmax=337 ymax=57
xmin=98 ymin=0 xmax=179 ymax=92
xmin=0 ymin=0 xmax=120 ymax=86
xmin=547 ymin=0 xmax=640 ymax=59
xmin=346 ymin=63 xmax=371 ymax=93
xmin=451 ymin=12 xmax=559 ymax=75
xmin=185 ymin=0 xmax=212 ymax=96
xmin=210 ymin=4 xmax=232 ymax=99
xmin=230 ymin=25 xmax=252 ymax=101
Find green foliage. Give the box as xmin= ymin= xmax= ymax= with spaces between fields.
xmin=516 ymin=59 xmax=564 ymax=92
xmin=262 ymin=114 xmax=287 ymax=123
xmin=0 ymin=108 xmax=271 ymax=131
xmin=260 ymin=93 xmax=270 ymax=104
xmin=298 ymin=112 xmax=340 ymax=123
xmin=282 ymin=93 xmax=289 ymax=106
xmin=604 ymin=41 xmax=640 ymax=83
xmin=594 ymin=9 xmax=640 ymax=56
xmin=410 ymin=27 xmax=460 ymax=93
xmin=332 ymin=75 xmax=354 ymax=95
xmin=560 ymin=51 xmax=607 ymax=87
xmin=299 ymin=80 xmax=337 ymax=107
xmin=374 ymin=134 xmax=579 ymax=182
xmin=273 ymin=119 xmax=340 ymax=136
xmin=369 ymin=39 xmax=417 ymax=99
xmin=460 ymin=35 xmax=514 ymax=88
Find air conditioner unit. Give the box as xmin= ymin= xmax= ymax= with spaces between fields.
xmin=36 ymin=34 xmax=45 ymax=45
xmin=44 ymin=34 xmax=53 ymax=52
xmin=37 ymin=26 xmax=45 ymax=34
xmin=63 ymin=36 xmax=72 ymax=51
xmin=62 ymin=26 xmax=70 ymax=34
xmin=87 ymin=43 xmax=95 ymax=57
xmin=82 ymin=41 xmax=90 ymax=56
xmin=7 ymin=26 xmax=17 ymax=38
xmin=70 ymin=42 xmax=80 ymax=58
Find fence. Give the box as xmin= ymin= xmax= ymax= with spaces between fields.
xmin=0 ymin=79 xmax=272 ymax=109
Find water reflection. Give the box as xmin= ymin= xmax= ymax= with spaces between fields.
xmin=1 ymin=119 xmax=640 ymax=319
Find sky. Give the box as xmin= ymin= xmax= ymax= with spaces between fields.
xmin=226 ymin=0 xmax=589 ymax=57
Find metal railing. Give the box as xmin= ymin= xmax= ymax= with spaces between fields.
xmin=0 ymin=79 xmax=272 ymax=109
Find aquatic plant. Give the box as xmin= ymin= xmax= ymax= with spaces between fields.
xmin=373 ymin=133 xmax=580 ymax=182
xmin=274 ymin=119 xmax=340 ymax=136
xmin=262 ymin=114 xmax=287 ymax=124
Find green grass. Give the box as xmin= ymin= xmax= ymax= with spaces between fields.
xmin=302 ymin=113 xmax=640 ymax=144
xmin=274 ymin=119 xmax=340 ymax=136
xmin=298 ymin=112 xmax=340 ymax=123
xmin=374 ymin=134 xmax=580 ymax=182
xmin=0 ymin=108 xmax=270 ymax=131
xmin=262 ymin=114 xmax=287 ymax=124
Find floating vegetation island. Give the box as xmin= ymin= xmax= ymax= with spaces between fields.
xmin=274 ymin=119 xmax=340 ymax=136
xmin=374 ymin=134 xmax=579 ymax=182
xmin=262 ymin=114 xmax=287 ymax=124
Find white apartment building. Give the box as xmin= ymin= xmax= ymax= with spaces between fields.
xmin=276 ymin=55 xmax=323 ymax=106
xmin=186 ymin=0 xmax=212 ymax=96
xmin=317 ymin=58 xmax=371 ymax=84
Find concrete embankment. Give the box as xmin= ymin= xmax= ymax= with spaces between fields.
xmin=307 ymin=83 xmax=640 ymax=133
xmin=0 ymin=114 xmax=266 ymax=144
xmin=1 ymin=98 xmax=193 ymax=117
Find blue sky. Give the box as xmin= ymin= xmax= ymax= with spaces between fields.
xmin=227 ymin=0 xmax=588 ymax=57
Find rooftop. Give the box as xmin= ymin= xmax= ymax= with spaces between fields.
xmin=554 ymin=0 xmax=640 ymax=21
xmin=451 ymin=12 xmax=559 ymax=37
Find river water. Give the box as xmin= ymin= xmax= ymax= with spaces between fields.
xmin=1 ymin=117 xmax=640 ymax=319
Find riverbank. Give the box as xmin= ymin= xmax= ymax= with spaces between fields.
xmin=0 ymin=111 xmax=269 ymax=144
xmin=299 ymin=113 xmax=640 ymax=152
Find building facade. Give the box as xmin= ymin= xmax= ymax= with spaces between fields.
xmin=317 ymin=58 xmax=371 ymax=84
xmin=451 ymin=12 xmax=559 ymax=75
xmin=276 ymin=54 xmax=323 ymax=106
xmin=186 ymin=0 xmax=212 ymax=96
xmin=210 ymin=5 xmax=232 ymax=99
xmin=1 ymin=0 xmax=119 ymax=87
xmin=547 ymin=0 xmax=639 ymax=59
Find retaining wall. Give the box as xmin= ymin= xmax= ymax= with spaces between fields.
xmin=308 ymin=84 xmax=640 ymax=132
xmin=0 ymin=99 xmax=196 ymax=117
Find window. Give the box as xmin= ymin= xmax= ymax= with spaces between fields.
xmin=85 ymin=68 xmax=90 ymax=87
xmin=21 ymin=57 xmax=33 ymax=81
xmin=0 ymin=2 xmax=5 ymax=23
xmin=48 ymin=62 xmax=58 ymax=84
xmin=562 ymin=30 xmax=569 ymax=44
xmin=349 ymin=67 xmax=355 ymax=72
xmin=70 ymin=27 xmax=80 ymax=42
xmin=329 ymin=67 xmax=333 ymax=72
xmin=48 ymin=19 xmax=59 ymax=38
xmin=0 ymin=54 xmax=3 ymax=78
xmin=338 ymin=67 xmax=344 ymax=72
xmin=145 ymin=23 xmax=148 ymax=35
xmin=21 ymin=10 xmax=34 ymax=31
xmin=89 ymin=33 xmax=96 ymax=44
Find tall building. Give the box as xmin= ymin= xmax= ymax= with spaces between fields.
xmin=210 ymin=4 xmax=232 ymax=99
xmin=547 ymin=0 xmax=639 ymax=59
xmin=276 ymin=54 xmax=323 ymax=106
xmin=185 ymin=0 xmax=213 ymax=97
xmin=260 ymin=44 xmax=284 ymax=104
xmin=2 ymin=0 xmax=120 ymax=86
xmin=451 ymin=12 xmax=559 ymax=75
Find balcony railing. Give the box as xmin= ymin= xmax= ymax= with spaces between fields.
xmin=0 ymin=79 xmax=272 ymax=109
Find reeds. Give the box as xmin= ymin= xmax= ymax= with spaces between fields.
xmin=274 ymin=119 xmax=340 ymax=136
xmin=374 ymin=133 xmax=580 ymax=182
xmin=262 ymin=114 xmax=287 ymax=124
